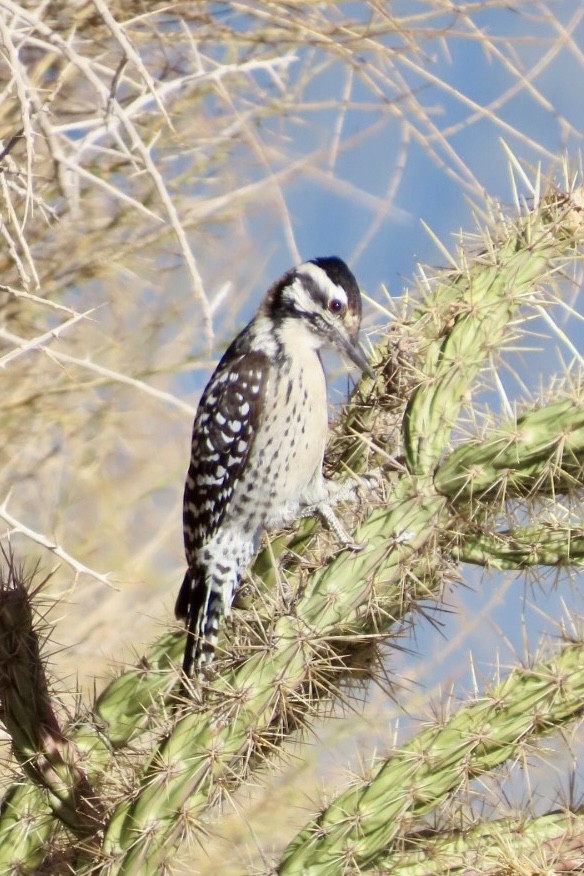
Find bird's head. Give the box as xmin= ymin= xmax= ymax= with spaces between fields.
xmin=264 ymin=256 xmax=371 ymax=375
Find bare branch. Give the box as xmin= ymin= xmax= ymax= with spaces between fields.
xmin=0 ymin=497 xmax=116 ymax=589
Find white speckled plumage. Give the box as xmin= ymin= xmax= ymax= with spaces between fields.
xmin=176 ymin=256 xmax=370 ymax=677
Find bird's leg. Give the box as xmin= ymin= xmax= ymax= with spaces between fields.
xmin=298 ymin=473 xmax=376 ymax=551
xmin=312 ymin=498 xmax=364 ymax=551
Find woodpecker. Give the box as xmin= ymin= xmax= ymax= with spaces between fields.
xmin=176 ymin=256 xmax=371 ymax=677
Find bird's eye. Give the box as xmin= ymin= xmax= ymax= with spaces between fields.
xmin=328 ymin=298 xmax=345 ymax=314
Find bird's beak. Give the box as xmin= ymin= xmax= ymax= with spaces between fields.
xmin=337 ymin=330 xmax=375 ymax=378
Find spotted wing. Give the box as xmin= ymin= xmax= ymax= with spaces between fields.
xmin=177 ymin=349 xmax=269 ymax=628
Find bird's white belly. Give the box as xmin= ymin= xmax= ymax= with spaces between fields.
xmin=224 ymin=351 xmax=327 ymax=530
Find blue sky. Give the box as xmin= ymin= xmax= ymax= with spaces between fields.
xmin=233 ymin=1 xmax=584 ymax=300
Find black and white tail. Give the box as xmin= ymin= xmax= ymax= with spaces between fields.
xmin=175 ymin=568 xmax=224 ymax=677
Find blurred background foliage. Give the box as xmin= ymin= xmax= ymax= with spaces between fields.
xmin=1 ymin=1 xmax=584 ymax=872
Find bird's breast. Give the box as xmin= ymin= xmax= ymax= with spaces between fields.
xmin=227 ymin=349 xmax=327 ymax=523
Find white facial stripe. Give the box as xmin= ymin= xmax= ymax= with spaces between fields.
xmin=293 ymin=261 xmax=348 ymax=308
xmin=282 ymin=273 xmax=318 ymax=313
xmin=333 ymin=283 xmax=348 ymax=306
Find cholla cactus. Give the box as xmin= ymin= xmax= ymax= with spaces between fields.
xmin=2 ymin=180 xmax=584 ymax=875
xmin=2 ymin=5 xmax=584 ymax=876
